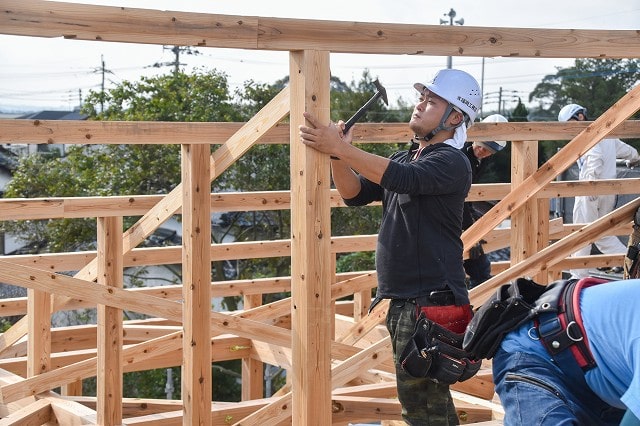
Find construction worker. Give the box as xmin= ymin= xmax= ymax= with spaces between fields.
xmin=489 ymin=277 xmax=640 ymax=425
xmin=558 ymin=103 xmax=640 ymax=278
xmin=462 ymin=113 xmax=508 ymax=288
xmin=300 ymin=68 xmax=483 ymax=425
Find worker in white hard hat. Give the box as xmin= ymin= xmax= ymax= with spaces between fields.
xmin=461 ymin=113 xmax=509 ymax=288
xmin=558 ymin=103 xmax=640 ymax=278
xmin=300 ymin=68 xmax=483 ymax=424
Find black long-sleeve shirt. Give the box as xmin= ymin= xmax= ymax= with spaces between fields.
xmin=343 ymin=141 xmax=472 ymax=305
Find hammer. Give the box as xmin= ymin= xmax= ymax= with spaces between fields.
xmin=330 ymin=79 xmax=388 ymax=159
xmin=343 ymin=78 xmax=389 ymax=133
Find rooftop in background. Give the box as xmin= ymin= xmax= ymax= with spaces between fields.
xmin=16 ymin=110 xmax=88 ymax=120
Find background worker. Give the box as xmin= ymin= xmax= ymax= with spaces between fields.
xmin=299 ymin=68 xmax=482 ymax=425
xmin=558 ymin=103 xmax=640 ymax=278
xmin=461 ymin=113 xmax=508 ymax=288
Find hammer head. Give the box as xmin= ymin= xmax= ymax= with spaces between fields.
xmin=373 ymin=79 xmax=389 ymax=106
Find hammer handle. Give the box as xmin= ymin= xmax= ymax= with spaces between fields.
xmin=343 ymin=92 xmax=381 ymax=134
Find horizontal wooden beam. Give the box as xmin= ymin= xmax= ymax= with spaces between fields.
xmin=2 ymin=120 xmax=640 ymax=146
xmin=0 ymin=178 xmax=637 ymax=221
xmin=3 ymin=1 xmax=640 ymax=58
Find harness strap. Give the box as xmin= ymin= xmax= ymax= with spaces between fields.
xmin=535 ymin=277 xmax=607 ymax=370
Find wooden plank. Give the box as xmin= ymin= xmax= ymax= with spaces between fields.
xmin=1 ymin=177 xmax=637 ymax=221
xmin=509 ymin=140 xmax=544 ymax=281
xmin=463 ymin=83 xmax=640 ymax=250
xmin=0 ymin=398 xmax=52 ymax=425
xmin=47 ymin=395 xmax=98 ymax=425
xmin=0 ymin=261 xmax=183 ymax=322
xmin=96 ymin=216 xmax=123 ymax=426
xmin=330 ymin=396 xmax=402 ymax=423
xmin=181 ymin=143 xmax=212 ymax=425
xmin=289 ymin=49 xmax=333 ymax=426
xmin=241 ymin=294 xmax=264 ymax=401
xmin=26 ymin=288 xmax=50 ymax=377
xmin=0 ymin=0 xmax=258 ymax=48
xmin=2 ymin=120 xmax=640 ymax=147
xmin=3 ymin=1 xmax=640 ymax=59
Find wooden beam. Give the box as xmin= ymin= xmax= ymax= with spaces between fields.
xmin=289 ymin=49 xmax=333 ymax=426
xmin=0 ymin=261 xmax=183 ymax=322
xmin=2 ymin=120 xmax=640 ymax=147
xmin=3 ymin=1 xmax=640 ymax=58
xmin=96 ymin=216 xmax=123 ymax=425
xmin=1 ymin=177 xmax=638 ymax=221
xmin=0 ymin=398 xmax=52 ymax=425
xmin=181 ymin=143 xmax=212 ymax=425
xmin=26 ymin=288 xmax=50 ymax=378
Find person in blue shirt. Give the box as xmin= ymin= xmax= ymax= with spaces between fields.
xmin=299 ymin=68 xmax=482 ymax=425
xmin=492 ymin=278 xmax=640 ymax=425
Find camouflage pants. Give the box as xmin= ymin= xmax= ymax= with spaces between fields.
xmin=386 ymin=298 xmax=459 ymax=425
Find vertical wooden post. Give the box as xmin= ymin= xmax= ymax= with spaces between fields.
xmin=510 ymin=140 xmax=547 ymax=282
xmin=289 ymin=49 xmax=332 ymax=425
xmin=27 ymin=288 xmax=50 ymax=378
xmin=97 ymin=216 xmax=123 ymax=426
xmin=181 ymin=143 xmax=212 ymax=425
xmin=242 ymin=294 xmax=264 ymax=400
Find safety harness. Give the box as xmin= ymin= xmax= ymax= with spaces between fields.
xmin=534 ymin=277 xmax=608 ymax=370
xmin=463 ymin=276 xmax=610 ymax=373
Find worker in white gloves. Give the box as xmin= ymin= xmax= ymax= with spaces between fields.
xmin=558 ymin=103 xmax=640 ymax=278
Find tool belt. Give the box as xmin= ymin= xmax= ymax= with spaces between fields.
xmin=399 ymin=312 xmax=481 ymax=384
xmin=534 ymin=277 xmax=607 ymax=370
xmin=463 ymin=277 xmax=548 ymax=360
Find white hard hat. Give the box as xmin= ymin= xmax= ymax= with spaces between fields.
xmin=414 ymin=69 xmax=482 ymax=127
xmin=475 ymin=114 xmax=508 ymax=152
xmin=558 ymin=104 xmax=587 ymax=122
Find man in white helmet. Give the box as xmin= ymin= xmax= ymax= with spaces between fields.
xmin=558 ymin=103 xmax=640 ymax=278
xmin=300 ymin=68 xmax=482 ymax=424
xmin=461 ymin=114 xmax=508 ymax=288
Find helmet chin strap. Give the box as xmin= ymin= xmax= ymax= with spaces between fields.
xmin=414 ymin=104 xmax=464 ymax=142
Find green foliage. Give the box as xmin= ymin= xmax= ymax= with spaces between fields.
xmin=529 ymin=58 xmax=640 ymax=121
xmin=83 ymin=68 xmax=241 ymax=122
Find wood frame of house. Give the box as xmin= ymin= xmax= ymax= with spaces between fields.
xmin=1 ymin=1 xmax=640 ymax=424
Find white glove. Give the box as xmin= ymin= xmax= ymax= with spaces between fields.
xmin=625 ymin=159 xmax=640 ymax=169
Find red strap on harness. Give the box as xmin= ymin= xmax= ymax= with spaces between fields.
xmin=566 ymin=277 xmax=605 ymax=368
xmin=539 ymin=277 xmax=607 ymax=370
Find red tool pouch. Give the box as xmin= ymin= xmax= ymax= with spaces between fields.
xmin=419 ymin=304 xmax=472 ymax=334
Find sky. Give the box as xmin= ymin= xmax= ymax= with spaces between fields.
xmin=0 ymin=0 xmax=638 ymax=114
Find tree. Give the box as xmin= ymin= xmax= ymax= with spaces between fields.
xmin=528 ymin=58 xmax=640 ymax=161
xmin=529 ymin=58 xmax=640 ymax=121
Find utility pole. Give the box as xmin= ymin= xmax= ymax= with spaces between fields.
xmin=151 ymin=46 xmax=198 ymax=74
xmin=439 ymin=8 xmax=464 ymax=69
xmin=101 ymin=55 xmax=105 ymax=113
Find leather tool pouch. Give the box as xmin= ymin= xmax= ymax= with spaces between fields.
xmin=399 ymin=313 xmax=481 ymax=384
xmin=462 ymin=277 xmax=549 ymax=360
